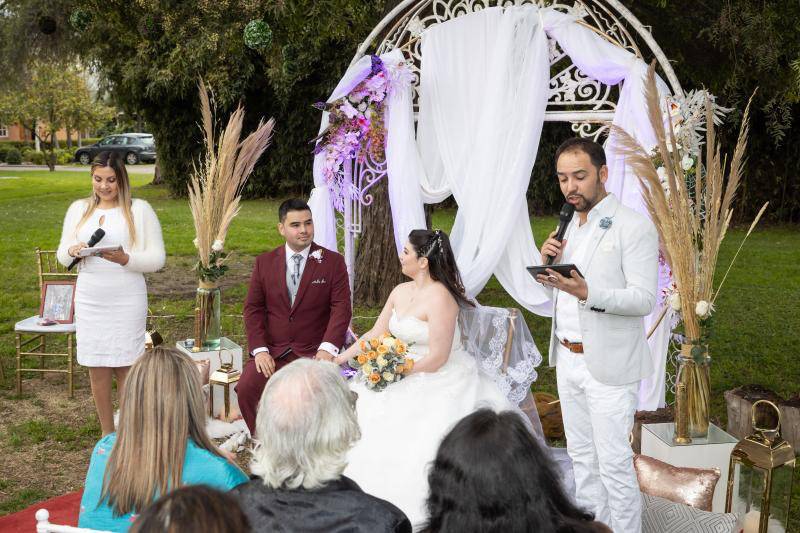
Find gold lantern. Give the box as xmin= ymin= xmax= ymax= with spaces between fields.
xmin=725 ymin=400 xmax=795 ymax=532
xmin=209 ymin=349 xmax=240 ymax=420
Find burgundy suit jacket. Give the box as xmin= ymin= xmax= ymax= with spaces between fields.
xmin=243 ymin=243 xmax=352 ymax=358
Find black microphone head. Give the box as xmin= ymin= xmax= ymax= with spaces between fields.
xmin=88 ymin=228 xmax=106 ymax=246
xmin=559 ymin=202 xmax=576 ymax=222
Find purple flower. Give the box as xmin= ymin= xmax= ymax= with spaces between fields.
xmin=339 ymin=99 xmax=358 ymax=119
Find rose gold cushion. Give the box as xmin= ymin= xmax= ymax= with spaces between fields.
xmin=634 ymin=454 xmax=720 ymax=511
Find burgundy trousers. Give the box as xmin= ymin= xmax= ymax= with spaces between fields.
xmin=236 ymin=352 xmax=302 ymax=435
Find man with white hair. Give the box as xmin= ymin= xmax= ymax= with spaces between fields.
xmin=232 ymin=359 xmax=411 ymax=533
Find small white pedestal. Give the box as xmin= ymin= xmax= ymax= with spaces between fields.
xmin=641 ymin=422 xmax=738 ymax=513
xmin=176 ymin=337 xmax=243 ymax=418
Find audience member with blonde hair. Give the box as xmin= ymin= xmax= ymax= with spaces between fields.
xmin=232 ymin=359 xmax=410 ymax=532
xmin=78 ymin=347 xmax=247 ymax=532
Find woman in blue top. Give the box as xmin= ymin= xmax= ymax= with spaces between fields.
xmin=79 ymin=347 xmax=248 ymax=532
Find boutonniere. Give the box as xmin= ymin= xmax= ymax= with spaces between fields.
xmin=310 ymin=249 xmax=324 ymax=263
xmin=599 ymin=217 xmax=613 ymax=230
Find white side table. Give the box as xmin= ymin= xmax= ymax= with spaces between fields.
xmin=641 ymin=422 xmax=738 ymax=513
xmin=176 ymin=337 xmax=243 ymax=418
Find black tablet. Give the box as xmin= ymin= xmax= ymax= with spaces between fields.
xmin=527 ymin=264 xmax=584 ymax=280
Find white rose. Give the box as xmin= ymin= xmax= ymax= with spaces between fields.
xmin=695 ymin=300 xmax=712 ymax=318
xmin=668 ymin=292 xmax=681 ymax=311
xmin=382 ymin=371 xmax=394 ymax=382
xmin=381 ymin=337 xmax=396 ymax=349
xmin=211 ymin=239 xmax=224 ymax=252
xmin=681 ymin=154 xmax=694 ymax=171
xmin=376 ymin=355 xmax=388 ymax=369
xmin=656 ymin=166 xmax=667 ymax=182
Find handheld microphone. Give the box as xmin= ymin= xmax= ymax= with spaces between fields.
xmin=546 ymin=202 xmax=576 ymax=265
xmin=68 ymin=228 xmax=106 ymax=271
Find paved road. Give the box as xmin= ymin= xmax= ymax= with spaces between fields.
xmin=0 ymin=164 xmax=155 ymax=174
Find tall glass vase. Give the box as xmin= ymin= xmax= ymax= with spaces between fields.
xmin=196 ymin=281 xmax=221 ymax=350
xmin=676 ymin=344 xmax=711 ymax=439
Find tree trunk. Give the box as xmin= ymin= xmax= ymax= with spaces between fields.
xmin=78 ymin=132 xmax=83 ymax=148
xmin=353 ymin=178 xmax=405 ymax=307
xmin=780 ymin=395 xmax=800 ymax=451
xmin=66 ymin=125 xmax=73 ymax=149
xmin=47 ymin=131 xmax=56 ymax=171
xmin=724 ymin=385 xmax=784 ymax=440
xmin=151 ymin=161 xmax=164 ymax=185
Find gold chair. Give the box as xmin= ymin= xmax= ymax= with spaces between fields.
xmin=14 ymin=248 xmax=78 ymax=397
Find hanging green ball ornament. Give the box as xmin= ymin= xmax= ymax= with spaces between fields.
xmin=244 ymin=20 xmax=272 ymax=51
xmin=38 ymin=15 xmax=57 ymax=35
xmin=69 ymin=9 xmax=92 ymax=32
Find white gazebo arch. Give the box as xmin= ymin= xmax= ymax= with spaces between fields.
xmin=339 ymin=0 xmax=683 ymax=281
xmin=313 ymin=0 xmax=683 ymax=410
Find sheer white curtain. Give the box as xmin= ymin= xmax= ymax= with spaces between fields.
xmin=416 ymin=6 xmax=553 ymax=316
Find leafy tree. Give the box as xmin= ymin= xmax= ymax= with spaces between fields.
xmin=0 ymin=61 xmax=113 ymax=170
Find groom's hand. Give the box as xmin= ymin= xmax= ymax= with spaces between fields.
xmin=254 ymin=352 xmax=276 ymax=376
xmin=314 ymin=350 xmax=334 ymax=362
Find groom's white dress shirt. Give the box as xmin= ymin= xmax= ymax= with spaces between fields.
xmin=251 ymin=244 xmax=340 ymax=357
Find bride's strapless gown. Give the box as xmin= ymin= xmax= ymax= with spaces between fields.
xmin=344 ymin=310 xmax=514 ymax=528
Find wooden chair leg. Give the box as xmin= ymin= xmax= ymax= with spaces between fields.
xmin=39 ymin=335 xmax=47 ymax=377
xmin=68 ymin=333 xmax=74 ymax=398
xmin=15 ymin=332 xmax=22 ymax=395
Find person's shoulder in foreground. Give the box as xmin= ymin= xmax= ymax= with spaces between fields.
xmin=232 ymin=474 xmax=412 ymax=533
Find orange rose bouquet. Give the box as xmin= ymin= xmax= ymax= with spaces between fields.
xmin=349 ymin=332 xmax=413 ymax=391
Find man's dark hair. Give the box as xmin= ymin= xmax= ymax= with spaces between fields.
xmin=278 ymin=198 xmax=312 ymax=222
xmin=554 ymin=138 xmax=607 ymax=172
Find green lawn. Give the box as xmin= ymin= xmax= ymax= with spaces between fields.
xmin=1 ymin=170 xmax=798 ymax=521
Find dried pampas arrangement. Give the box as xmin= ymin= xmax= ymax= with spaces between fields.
xmin=611 ymin=63 xmax=767 ymax=344
xmin=189 ymin=78 xmax=275 ymax=284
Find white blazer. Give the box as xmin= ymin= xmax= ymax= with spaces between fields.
xmin=56 ymin=198 xmax=166 ymax=273
xmin=547 ymin=193 xmax=659 ymax=386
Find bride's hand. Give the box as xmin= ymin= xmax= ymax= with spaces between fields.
xmin=333 ymin=354 xmax=350 ymax=366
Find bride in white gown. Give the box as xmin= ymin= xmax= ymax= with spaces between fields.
xmin=334 ymin=229 xmax=540 ymax=529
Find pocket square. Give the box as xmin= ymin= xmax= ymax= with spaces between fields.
xmin=312 ymin=278 xmax=326 ymax=284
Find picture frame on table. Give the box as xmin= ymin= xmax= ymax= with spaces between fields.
xmin=39 ymin=280 xmax=76 ymax=324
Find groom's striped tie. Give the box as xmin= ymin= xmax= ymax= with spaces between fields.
xmin=288 ymin=253 xmax=303 ymax=305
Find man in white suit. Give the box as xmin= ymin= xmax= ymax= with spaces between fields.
xmin=536 ymin=138 xmax=659 ymax=533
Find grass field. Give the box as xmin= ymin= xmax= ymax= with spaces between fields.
xmin=1 ymin=169 xmax=798 ymax=523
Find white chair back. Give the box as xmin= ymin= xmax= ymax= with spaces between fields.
xmin=35 ymin=509 xmax=111 ymax=533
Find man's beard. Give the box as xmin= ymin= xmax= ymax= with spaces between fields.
xmin=568 ymin=194 xmax=595 ymax=212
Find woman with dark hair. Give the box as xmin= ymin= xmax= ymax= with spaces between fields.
xmin=130 ymin=485 xmax=251 ymax=533
xmin=57 ymin=151 xmax=165 ymax=435
xmin=422 ymin=409 xmax=610 ymax=533
xmin=334 ymin=229 xmax=531 ymax=528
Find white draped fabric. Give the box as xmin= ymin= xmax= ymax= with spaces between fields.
xmin=416 ymin=6 xmax=553 ymax=315
xmin=313 ymin=5 xmax=675 ymax=407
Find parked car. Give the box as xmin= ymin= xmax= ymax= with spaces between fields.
xmin=74 ymin=133 xmax=157 ymax=165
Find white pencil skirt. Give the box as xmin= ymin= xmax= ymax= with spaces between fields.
xmin=75 ymin=270 xmax=148 ymax=367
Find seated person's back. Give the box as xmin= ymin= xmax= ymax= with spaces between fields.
xmin=79 ymin=347 xmax=247 ymax=532
xmin=232 ymin=359 xmax=410 ymax=533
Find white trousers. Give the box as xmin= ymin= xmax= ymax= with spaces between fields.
xmin=556 ymin=344 xmax=641 ymax=533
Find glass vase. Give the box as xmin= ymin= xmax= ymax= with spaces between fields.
xmin=196 ymin=281 xmax=221 ymax=351
xmin=676 ymin=344 xmax=711 ymax=439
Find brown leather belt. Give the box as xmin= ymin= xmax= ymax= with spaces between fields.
xmin=560 ymin=338 xmax=584 ymax=354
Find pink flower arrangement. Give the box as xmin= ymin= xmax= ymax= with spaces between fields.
xmin=313 ymin=55 xmax=411 ymax=211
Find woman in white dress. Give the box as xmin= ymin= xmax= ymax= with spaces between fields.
xmin=57 ymin=151 xmax=165 ymax=435
xmin=334 ymin=229 xmax=528 ymax=528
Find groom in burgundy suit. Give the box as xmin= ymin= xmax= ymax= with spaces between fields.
xmin=237 ymin=198 xmax=352 ymax=434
